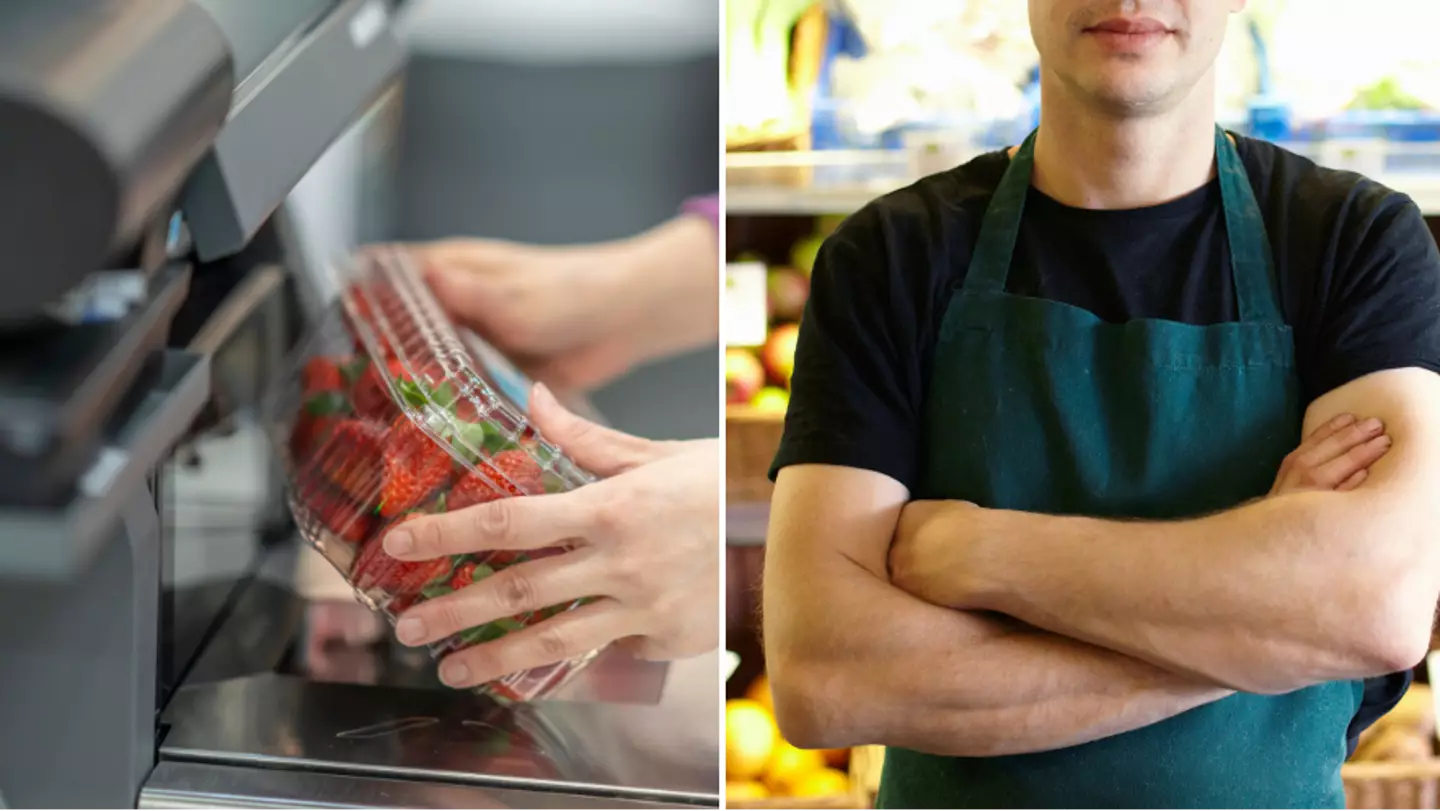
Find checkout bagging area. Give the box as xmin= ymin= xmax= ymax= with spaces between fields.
xmin=0 ymin=1 xmax=720 ymax=808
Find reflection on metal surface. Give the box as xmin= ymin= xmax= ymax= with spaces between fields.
xmin=140 ymin=761 xmax=687 ymax=809
xmin=159 ymin=674 xmax=718 ymax=806
xmin=335 ymin=717 xmax=440 ymax=739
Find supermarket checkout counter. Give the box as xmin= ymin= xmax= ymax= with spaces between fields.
xmin=0 ymin=1 xmax=719 ymax=807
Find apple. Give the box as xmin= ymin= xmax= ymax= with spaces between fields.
xmin=762 ymin=323 xmax=801 ymax=387
xmin=752 ymin=387 xmax=790 ymax=414
xmin=816 ymin=215 xmax=847 ymax=237
xmin=767 ymin=267 xmax=809 ymax=322
xmin=789 ymin=235 xmax=823 ymax=278
xmin=726 ymin=348 xmax=766 ymax=405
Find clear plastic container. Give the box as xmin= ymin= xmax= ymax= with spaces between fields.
xmin=266 ymin=245 xmax=599 ymax=702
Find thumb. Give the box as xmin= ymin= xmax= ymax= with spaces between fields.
xmin=529 ymin=383 xmax=661 ymax=477
xmin=422 ymin=261 xmax=503 ymax=333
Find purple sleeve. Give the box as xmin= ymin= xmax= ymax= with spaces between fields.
xmin=680 ymin=194 xmax=719 ymax=232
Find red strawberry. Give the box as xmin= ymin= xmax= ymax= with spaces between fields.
xmin=351 ymin=513 xmax=453 ymax=596
xmin=379 ymin=418 xmax=456 ymax=517
xmin=301 ymin=357 xmax=346 ymax=393
xmin=288 ymin=412 xmax=341 ymax=460
xmin=482 ymin=550 xmax=524 ymax=568
xmin=344 ymin=283 xmax=404 ymax=361
xmin=450 ymin=450 xmax=544 ymax=510
xmin=351 ymin=358 xmax=407 ymax=421
xmin=294 ymin=479 xmax=376 ymax=544
xmin=450 ymin=561 xmax=478 ymax=590
xmin=314 ymin=419 xmax=386 ymax=502
xmin=449 ymin=471 xmax=505 ymax=510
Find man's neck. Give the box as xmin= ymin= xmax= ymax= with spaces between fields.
xmin=1028 ymin=76 xmax=1220 ymax=211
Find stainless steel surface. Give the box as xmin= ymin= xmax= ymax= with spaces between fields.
xmin=183 ymin=0 xmax=406 ymax=261
xmin=140 ymin=761 xmax=687 ymax=809
xmin=160 ymin=668 xmax=718 ymax=806
xmin=0 ymin=0 xmax=232 ymax=322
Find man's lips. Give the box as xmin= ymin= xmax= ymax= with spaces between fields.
xmin=1085 ymin=17 xmax=1170 ymax=35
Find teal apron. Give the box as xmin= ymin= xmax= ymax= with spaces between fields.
xmin=877 ymin=128 xmax=1363 ymax=809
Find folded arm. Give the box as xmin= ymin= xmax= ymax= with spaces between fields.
xmin=893 ymin=368 xmax=1440 ymax=694
xmin=762 ymin=464 xmax=1232 ymax=757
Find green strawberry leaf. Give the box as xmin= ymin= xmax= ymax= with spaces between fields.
xmin=481 ymin=429 xmax=519 ymax=455
xmin=493 ymin=616 xmax=525 ymax=632
xmin=303 ymin=391 xmax=351 ymax=416
xmin=447 ymin=421 xmax=490 ymax=463
xmin=340 ymin=356 xmax=369 ymax=385
xmin=451 ymin=553 xmax=470 ymax=569
xmin=469 ymin=563 xmax=496 ymax=582
xmin=396 ymin=379 xmax=429 ymax=409
xmin=541 ymin=471 xmax=568 ymax=495
xmin=457 ymin=625 xmax=488 ymax=647
xmin=432 ymin=382 xmax=459 ymax=409
xmin=457 ymin=621 xmax=510 ymax=647
xmin=422 ymin=583 xmax=453 ymax=600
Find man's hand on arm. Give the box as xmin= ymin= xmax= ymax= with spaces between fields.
xmin=763 ymin=464 xmax=1233 ymax=758
xmin=889 ymin=368 xmax=1440 ymax=694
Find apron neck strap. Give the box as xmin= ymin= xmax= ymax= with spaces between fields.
xmin=964 ymin=126 xmax=1283 ymax=325
xmin=1214 ymin=127 xmax=1283 ymax=324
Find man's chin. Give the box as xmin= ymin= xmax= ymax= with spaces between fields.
xmin=1078 ymin=77 xmax=1178 ymax=116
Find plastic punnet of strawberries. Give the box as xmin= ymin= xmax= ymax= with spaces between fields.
xmin=274 ymin=253 xmax=597 ymax=703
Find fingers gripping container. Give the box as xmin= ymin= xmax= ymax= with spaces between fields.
xmin=266 ymin=246 xmax=599 ymax=702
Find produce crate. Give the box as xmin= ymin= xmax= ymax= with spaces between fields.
xmin=727 ymin=406 xmax=785 ymax=503
xmin=1343 ymin=760 xmax=1440 ymax=809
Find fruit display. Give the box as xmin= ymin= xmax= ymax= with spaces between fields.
xmin=726 ymin=673 xmax=854 ymax=806
xmin=726 ymin=221 xmax=839 ymax=412
xmin=266 ymin=246 xmax=598 ymax=703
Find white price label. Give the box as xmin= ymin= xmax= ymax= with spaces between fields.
xmin=725 ymin=262 xmax=768 ymax=347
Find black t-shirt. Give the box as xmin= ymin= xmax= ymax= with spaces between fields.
xmin=772 ymin=133 xmax=1440 ymax=749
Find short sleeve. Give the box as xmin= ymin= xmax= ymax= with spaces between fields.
xmin=1307 ymin=192 xmax=1437 ymax=748
xmin=769 ymin=209 xmax=928 ymax=489
xmin=1308 ymin=194 xmax=1440 ymax=398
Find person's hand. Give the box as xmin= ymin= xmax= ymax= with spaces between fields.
xmin=889 ymin=413 xmax=1394 ymax=607
xmin=380 ymin=383 xmax=719 ymax=689
xmin=415 ymin=215 xmax=717 ymax=392
xmin=887 ymin=499 xmax=984 ymax=609
xmin=1269 ymin=413 xmax=1391 ymax=495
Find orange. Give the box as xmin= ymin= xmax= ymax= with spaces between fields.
xmin=726 ymin=699 xmax=778 ymax=780
xmin=821 ymin=747 xmax=850 ymax=768
xmin=764 ymin=740 xmax=827 ymax=793
xmin=791 ymin=767 xmax=851 ymax=799
xmin=745 ymin=673 xmax=774 ymax=713
xmin=726 ymin=780 xmax=769 ymax=801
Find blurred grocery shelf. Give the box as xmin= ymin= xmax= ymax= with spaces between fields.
xmin=726 ymin=143 xmax=1440 ymax=217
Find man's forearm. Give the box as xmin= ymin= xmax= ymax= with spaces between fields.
xmin=944 ymin=492 xmax=1432 ymax=693
xmin=764 ymin=560 xmax=1231 ymax=757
